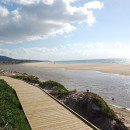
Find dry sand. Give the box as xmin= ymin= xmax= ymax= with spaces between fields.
xmin=22 ymin=62 xmax=130 ymax=76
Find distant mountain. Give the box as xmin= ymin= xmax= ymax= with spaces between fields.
xmin=0 ymin=56 xmax=43 ymax=63
xmin=0 ymin=56 xmax=17 ymax=62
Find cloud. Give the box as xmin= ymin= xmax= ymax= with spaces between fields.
xmin=115 ymin=41 xmax=122 ymax=48
xmin=96 ymin=42 xmax=103 ymax=48
xmin=85 ymin=44 xmax=94 ymax=49
xmin=58 ymin=44 xmax=64 ymax=48
xmin=0 ymin=0 xmax=103 ymax=43
xmin=1 ymin=46 xmax=130 ymax=60
xmin=2 ymin=0 xmax=55 ymax=5
xmin=11 ymin=10 xmax=21 ymax=22
xmin=84 ymin=1 xmax=104 ymax=9
xmin=0 ymin=5 xmax=9 ymax=17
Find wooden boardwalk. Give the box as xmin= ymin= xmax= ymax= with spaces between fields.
xmin=0 ymin=76 xmax=95 ymax=130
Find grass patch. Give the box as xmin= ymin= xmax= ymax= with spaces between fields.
xmin=42 ymin=80 xmax=70 ymax=95
xmin=11 ymin=75 xmax=41 ymax=84
xmin=0 ymin=79 xmax=30 ymax=129
xmin=91 ymin=92 xmax=120 ymax=122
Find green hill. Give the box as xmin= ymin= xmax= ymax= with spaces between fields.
xmin=0 ymin=56 xmax=17 ymax=62
xmin=0 ymin=56 xmax=44 ymax=63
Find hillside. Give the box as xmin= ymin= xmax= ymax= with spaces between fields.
xmin=0 ymin=56 xmax=43 ymax=63
xmin=0 ymin=56 xmax=17 ymax=62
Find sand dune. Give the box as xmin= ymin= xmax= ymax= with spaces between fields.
xmin=22 ymin=62 xmax=130 ymax=76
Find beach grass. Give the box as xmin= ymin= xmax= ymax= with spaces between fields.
xmin=91 ymin=92 xmax=120 ymax=122
xmin=11 ymin=75 xmax=41 ymax=84
xmin=43 ymin=80 xmax=68 ymax=91
xmin=0 ymin=79 xmax=30 ymax=129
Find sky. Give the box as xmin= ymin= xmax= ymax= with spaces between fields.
xmin=0 ymin=0 xmax=130 ymax=61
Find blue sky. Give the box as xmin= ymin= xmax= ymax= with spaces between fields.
xmin=0 ymin=0 xmax=130 ymax=60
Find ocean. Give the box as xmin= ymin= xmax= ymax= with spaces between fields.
xmin=0 ymin=61 xmax=130 ymax=109
xmin=55 ymin=58 xmax=130 ymax=64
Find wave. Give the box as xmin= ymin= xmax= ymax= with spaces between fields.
xmin=110 ymin=104 xmax=130 ymax=111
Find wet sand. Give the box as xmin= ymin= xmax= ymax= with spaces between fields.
xmin=109 ymin=105 xmax=130 ymax=129
xmin=22 ymin=62 xmax=130 ymax=76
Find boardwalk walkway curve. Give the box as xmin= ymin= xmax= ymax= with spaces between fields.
xmin=0 ymin=76 xmax=98 ymax=130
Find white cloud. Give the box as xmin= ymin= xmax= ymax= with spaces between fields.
xmin=115 ymin=41 xmax=122 ymax=48
xmin=1 ymin=46 xmax=130 ymax=61
xmin=96 ymin=42 xmax=103 ymax=48
xmin=84 ymin=1 xmax=104 ymax=9
xmin=12 ymin=9 xmax=21 ymax=22
xmin=86 ymin=44 xmax=94 ymax=49
xmin=0 ymin=5 xmax=9 ymax=17
xmin=58 ymin=44 xmax=64 ymax=48
xmin=2 ymin=0 xmax=55 ymax=5
xmin=0 ymin=0 xmax=103 ymax=43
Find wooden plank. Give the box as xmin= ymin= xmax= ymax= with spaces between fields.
xmin=0 ymin=76 xmax=94 ymax=130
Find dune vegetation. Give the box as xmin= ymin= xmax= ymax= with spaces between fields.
xmin=11 ymin=75 xmax=41 ymax=84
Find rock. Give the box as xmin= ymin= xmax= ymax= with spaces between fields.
xmin=23 ymin=73 xmax=28 ymax=75
xmin=92 ymin=103 xmax=101 ymax=111
xmin=86 ymin=89 xmax=89 ymax=92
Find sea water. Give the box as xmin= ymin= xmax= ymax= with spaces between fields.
xmin=55 ymin=58 xmax=130 ymax=64
xmin=0 ymin=63 xmax=130 ymax=109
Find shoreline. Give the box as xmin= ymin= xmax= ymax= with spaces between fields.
xmin=21 ymin=62 xmax=130 ymax=76
xmin=109 ymin=104 xmax=130 ymax=128
xmin=110 ymin=104 xmax=130 ymax=111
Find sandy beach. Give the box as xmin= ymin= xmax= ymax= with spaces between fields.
xmin=22 ymin=62 xmax=130 ymax=76
xmin=109 ymin=105 xmax=130 ymax=129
